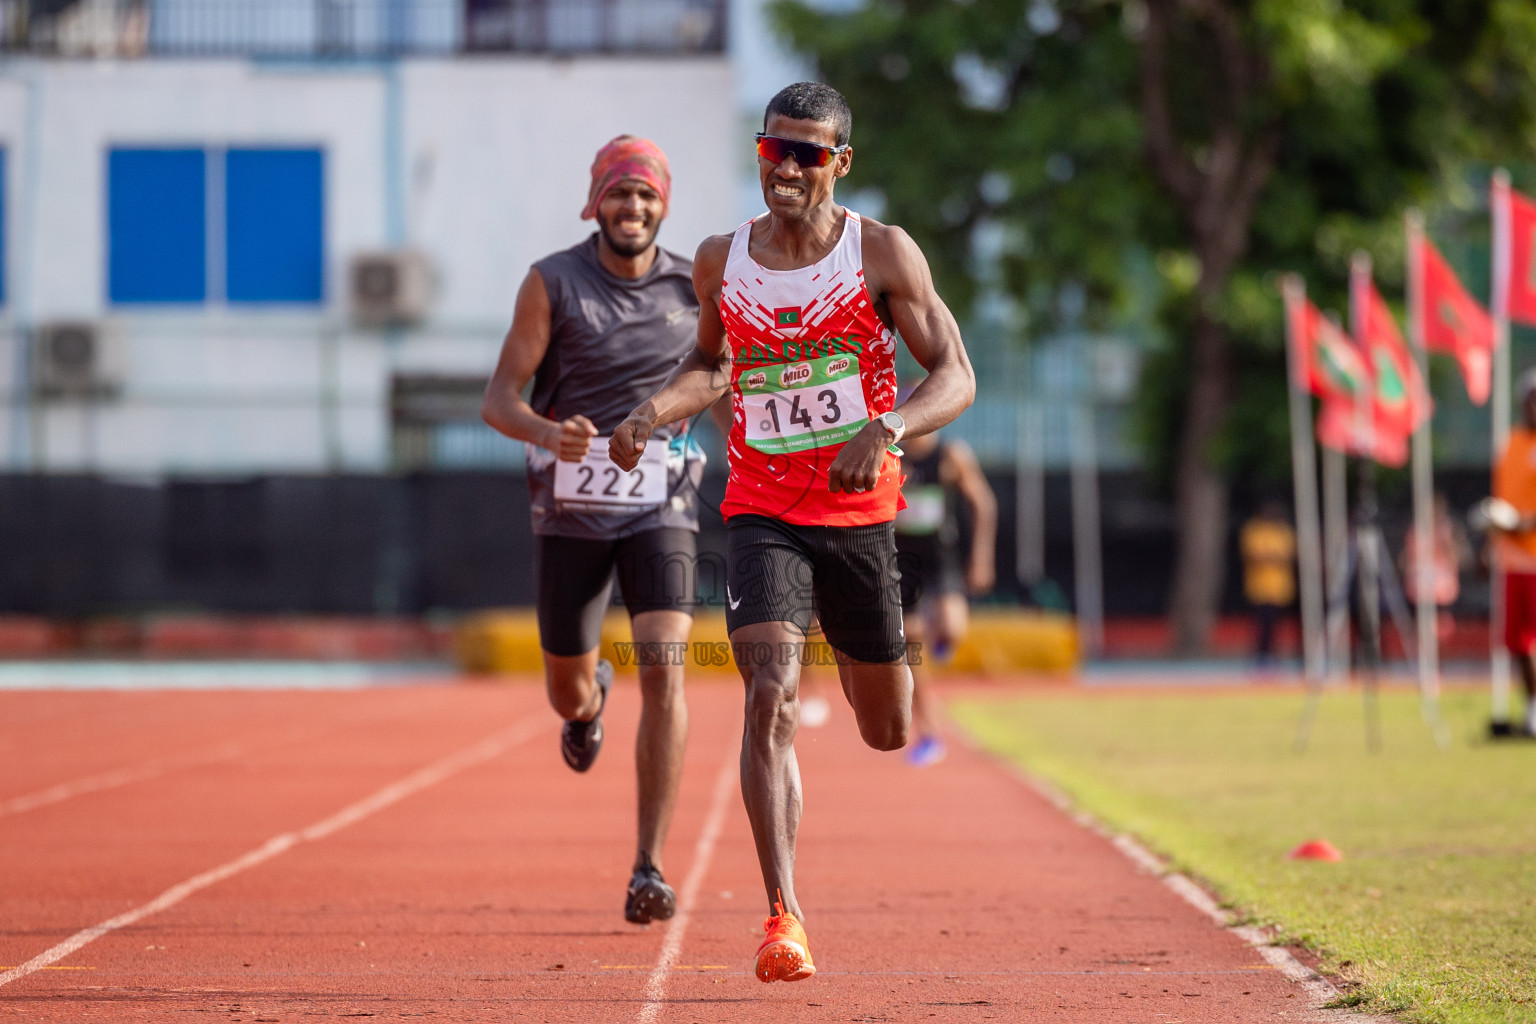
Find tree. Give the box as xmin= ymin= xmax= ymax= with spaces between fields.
xmin=772 ymin=0 xmax=1536 ymax=651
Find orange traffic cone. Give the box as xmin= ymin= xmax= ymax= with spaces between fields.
xmin=1286 ymin=839 xmax=1343 ymax=861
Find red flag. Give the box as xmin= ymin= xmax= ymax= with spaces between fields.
xmin=1493 ymin=175 xmax=1536 ymax=326
xmin=1373 ymin=423 xmax=1409 ymax=466
xmin=1313 ymin=393 xmax=1409 ymax=463
xmin=1413 ymin=234 xmax=1494 ymax=405
xmin=1283 ymin=276 xmax=1395 ymax=460
xmin=1314 ymin=395 xmax=1361 ymax=455
xmin=1287 ymin=295 xmax=1369 ymax=402
xmin=1314 ymin=394 xmax=1411 ymax=464
xmin=1353 ymin=273 xmax=1430 ymax=447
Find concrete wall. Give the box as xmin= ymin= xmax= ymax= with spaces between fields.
xmin=0 ymin=56 xmax=735 ymax=474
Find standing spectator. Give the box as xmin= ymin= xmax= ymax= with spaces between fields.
xmin=1402 ymin=493 xmax=1471 ymax=642
xmin=1491 ymin=370 xmax=1536 ymax=737
xmin=1240 ymin=500 xmax=1297 ymax=669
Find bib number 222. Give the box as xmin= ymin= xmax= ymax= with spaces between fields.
xmin=553 ymin=440 xmax=667 ymax=508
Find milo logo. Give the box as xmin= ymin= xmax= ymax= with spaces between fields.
xmin=825 ymin=357 xmax=852 ymax=377
xmin=742 ymin=370 xmax=768 ymax=390
xmin=779 ymin=362 xmax=812 ymax=388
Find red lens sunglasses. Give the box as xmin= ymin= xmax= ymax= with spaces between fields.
xmin=755 ymin=133 xmax=849 ymax=168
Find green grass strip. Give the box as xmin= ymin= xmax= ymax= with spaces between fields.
xmin=950 ymin=686 xmax=1536 ymax=1024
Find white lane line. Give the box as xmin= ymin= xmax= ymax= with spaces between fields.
xmin=3 ymin=760 xmax=198 ymax=817
xmin=635 ymin=740 xmax=739 ymax=1024
xmin=3 ymin=698 xmax=450 ymax=819
xmin=978 ymin=748 xmax=1396 ymax=1023
xmin=1 ymin=721 xmax=339 ymax=819
xmin=0 ymin=716 xmax=546 ymax=991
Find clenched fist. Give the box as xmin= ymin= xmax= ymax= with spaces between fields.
xmin=547 ymin=414 xmax=598 ymax=462
xmin=827 ymin=421 xmax=890 ymax=494
xmin=609 ymin=408 xmax=656 ymax=472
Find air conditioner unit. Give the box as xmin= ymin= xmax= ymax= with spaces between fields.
xmin=32 ymin=321 xmax=126 ymax=398
xmin=350 ymin=249 xmax=434 ymax=327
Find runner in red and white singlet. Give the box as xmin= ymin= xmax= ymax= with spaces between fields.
xmin=611 ymin=83 xmax=975 ymax=983
xmin=718 ymin=210 xmax=901 ymax=525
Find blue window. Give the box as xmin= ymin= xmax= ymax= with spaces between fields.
xmin=108 ymin=148 xmax=206 ymax=303
xmin=225 ymin=148 xmax=324 ymax=303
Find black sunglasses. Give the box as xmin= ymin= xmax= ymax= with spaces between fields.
xmin=755 ymin=133 xmax=849 ymax=168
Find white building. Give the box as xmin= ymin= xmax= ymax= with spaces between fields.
xmin=0 ymin=0 xmax=736 ymax=475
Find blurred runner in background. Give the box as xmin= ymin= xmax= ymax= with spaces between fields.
xmin=1491 ymin=370 xmax=1536 ymax=737
xmin=482 ymin=135 xmax=702 ymax=924
xmin=611 ymin=82 xmax=975 ymax=982
xmin=896 ymin=425 xmax=997 ymax=766
xmin=1239 ymin=500 xmax=1296 ymax=670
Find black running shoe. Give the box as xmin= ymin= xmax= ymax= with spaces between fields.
xmin=624 ymin=853 xmax=676 ymax=924
xmin=560 ymin=659 xmax=611 ymax=773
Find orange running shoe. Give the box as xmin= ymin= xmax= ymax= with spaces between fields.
xmin=755 ymin=895 xmax=816 ymax=982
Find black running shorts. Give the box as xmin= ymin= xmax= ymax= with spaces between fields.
xmin=535 ymin=529 xmax=697 ymax=657
xmin=725 ymin=513 xmax=906 ymax=664
xmin=895 ymin=533 xmax=965 ymax=612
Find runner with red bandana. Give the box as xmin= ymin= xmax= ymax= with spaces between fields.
xmin=483 ymin=135 xmax=702 ymax=926
xmin=611 ymin=82 xmax=976 ymax=981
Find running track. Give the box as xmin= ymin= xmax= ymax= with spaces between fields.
xmin=2 ymin=679 xmax=1336 ymax=1022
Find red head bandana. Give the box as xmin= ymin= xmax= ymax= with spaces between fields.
xmin=581 ymin=135 xmax=671 ymax=221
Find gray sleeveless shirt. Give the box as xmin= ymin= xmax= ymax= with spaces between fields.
xmin=526 ymin=234 xmax=704 ymax=539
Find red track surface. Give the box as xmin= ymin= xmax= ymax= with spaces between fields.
xmin=3 ymin=679 xmax=1323 ymax=1022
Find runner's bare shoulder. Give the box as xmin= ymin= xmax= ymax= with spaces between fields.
xmin=693 ymin=233 xmax=734 ymax=294
xmin=857 ymin=217 xmax=929 ymax=299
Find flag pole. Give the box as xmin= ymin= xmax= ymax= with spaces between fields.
xmin=1282 ymin=274 xmax=1327 ymax=684
xmin=1349 ymin=253 xmax=1375 ymax=462
xmin=1349 ymin=254 xmax=1385 ymax=753
xmin=1339 ymin=255 xmax=1366 ymax=689
xmin=1406 ymin=210 xmax=1445 ymax=739
xmin=1491 ymin=169 xmax=1514 ymax=727
xmin=1322 ymin=443 xmax=1350 ymax=681
xmin=1070 ymin=361 xmax=1104 ymax=658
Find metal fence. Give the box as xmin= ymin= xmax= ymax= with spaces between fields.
xmin=0 ymin=0 xmax=726 ymax=57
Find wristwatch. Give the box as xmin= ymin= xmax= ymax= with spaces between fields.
xmin=875 ymin=410 xmax=906 ymax=444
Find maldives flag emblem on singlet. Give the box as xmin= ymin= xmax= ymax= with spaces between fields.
xmin=717 ymin=212 xmax=902 ymax=527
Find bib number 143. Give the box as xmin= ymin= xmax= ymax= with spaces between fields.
xmin=742 ymin=373 xmax=868 ymax=455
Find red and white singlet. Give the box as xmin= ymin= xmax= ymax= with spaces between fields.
xmin=718 ymin=211 xmax=901 ymax=526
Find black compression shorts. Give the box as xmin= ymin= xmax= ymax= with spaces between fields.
xmin=724 ymin=513 xmax=906 ymax=664
xmin=535 ymin=529 xmax=697 ymax=657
